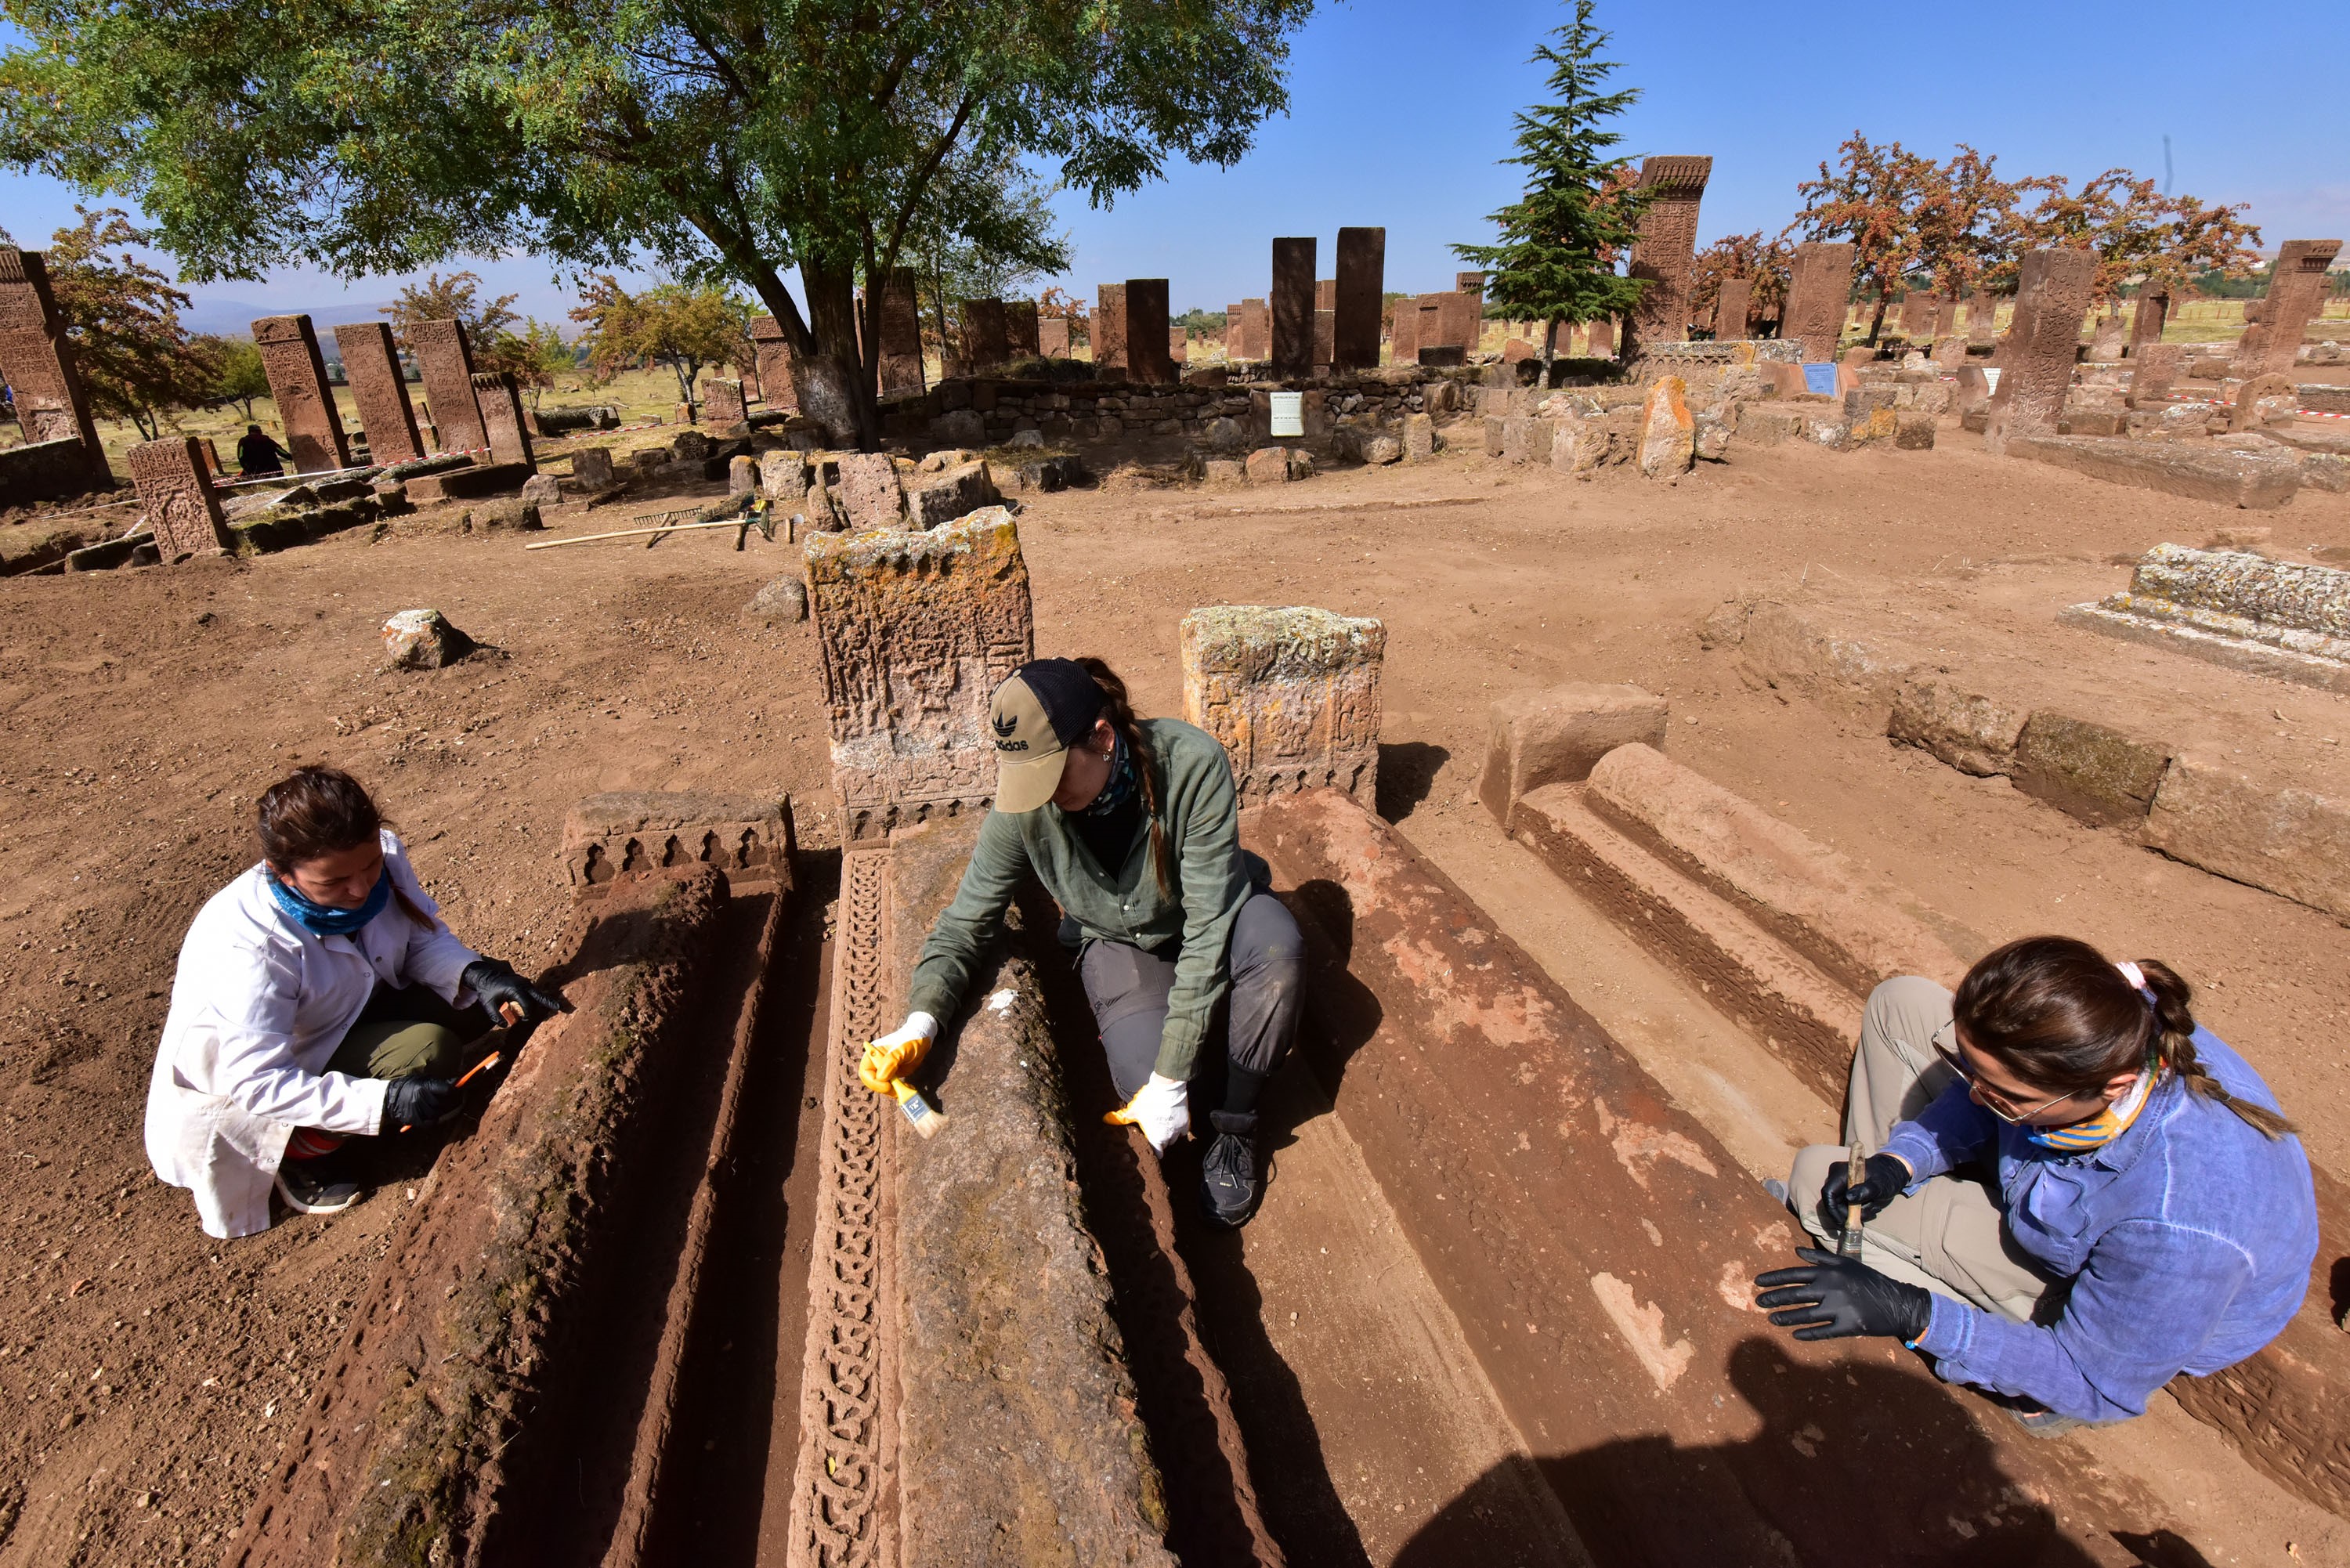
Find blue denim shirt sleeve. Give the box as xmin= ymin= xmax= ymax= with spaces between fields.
xmin=1914 ymin=1216 xmax=2257 ymax=1422
xmin=1879 ymin=1078 xmax=1997 ymax=1185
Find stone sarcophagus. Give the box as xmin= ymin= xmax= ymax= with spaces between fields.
xmin=1180 ymin=604 xmax=1385 ymax=804
xmin=807 ymin=511 xmax=1036 ymax=841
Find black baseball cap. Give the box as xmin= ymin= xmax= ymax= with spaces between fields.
xmin=989 ymin=658 xmax=1106 ymax=811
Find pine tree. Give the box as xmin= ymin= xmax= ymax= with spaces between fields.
xmin=1454 ymin=0 xmax=1650 ymax=367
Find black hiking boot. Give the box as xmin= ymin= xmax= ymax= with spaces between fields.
xmin=1199 ymin=1110 xmax=1262 ymax=1229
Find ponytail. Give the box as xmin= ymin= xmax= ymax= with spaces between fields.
xmin=1955 ymin=937 xmax=2294 ymax=1140
xmin=2136 ymin=959 xmax=2294 ymax=1140
xmin=1075 ymin=656 xmax=1174 ymax=897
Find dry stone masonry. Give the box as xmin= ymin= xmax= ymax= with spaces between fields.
xmin=1180 ymin=604 xmax=1384 ymax=804
xmin=806 ymin=511 xmax=1036 ymax=841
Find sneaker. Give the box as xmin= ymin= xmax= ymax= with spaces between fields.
xmin=1762 ymin=1177 xmax=1790 ymax=1207
xmin=1198 ymin=1111 xmax=1261 ymax=1229
xmin=275 ymin=1158 xmax=363 ymax=1216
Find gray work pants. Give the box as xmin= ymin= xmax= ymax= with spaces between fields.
xmin=1078 ymin=892 xmax=1303 ymax=1105
xmin=1788 ymin=976 xmax=2060 ymax=1324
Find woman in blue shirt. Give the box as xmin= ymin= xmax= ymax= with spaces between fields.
xmin=1755 ymin=936 xmax=2318 ymax=1429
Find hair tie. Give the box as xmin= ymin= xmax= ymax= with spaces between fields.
xmin=2115 ymin=959 xmax=2157 ymax=1005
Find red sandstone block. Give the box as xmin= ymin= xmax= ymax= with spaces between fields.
xmin=2011 ymin=711 xmax=2172 ymax=828
xmin=2142 ymin=754 xmax=2350 ymax=925
xmin=2007 ymin=435 xmax=2302 ymax=510
xmin=1477 ymin=682 xmax=1668 ymax=827
xmin=1738 ymin=601 xmax=1917 ymax=730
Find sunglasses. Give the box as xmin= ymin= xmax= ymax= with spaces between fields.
xmin=1932 ymin=1039 xmax=2083 ymax=1125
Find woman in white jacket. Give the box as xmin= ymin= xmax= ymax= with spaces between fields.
xmin=145 ymin=766 xmax=561 ymax=1237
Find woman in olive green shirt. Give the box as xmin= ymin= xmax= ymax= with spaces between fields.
xmin=860 ymin=656 xmax=1303 ymax=1228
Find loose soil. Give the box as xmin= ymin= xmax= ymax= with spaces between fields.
xmin=2 ymin=417 xmax=2348 ymax=1564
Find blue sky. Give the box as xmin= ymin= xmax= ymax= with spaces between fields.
xmin=3 ymin=0 xmax=2344 ymax=328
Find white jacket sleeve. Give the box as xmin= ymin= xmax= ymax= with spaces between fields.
xmin=382 ymin=836 xmax=482 ymax=1002
xmin=204 ymin=941 xmax=389 ymax=1135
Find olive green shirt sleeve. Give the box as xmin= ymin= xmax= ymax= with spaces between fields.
xmin=906 ymin=809 xmax=1029 ymax=1024
xmin=1152 ymin=743 xmax=1251 ymax=1082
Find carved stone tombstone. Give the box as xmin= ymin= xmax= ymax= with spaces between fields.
xmin=1123 ymin=279 xmax=1177 ymax=385
xmin=1038 ymin=316 xmax=1071 ymax=358
xmin=703 ymin=377 xmax=749 ymax=428
xmin=1271 ymin=237 xmax=1316 ymax=378
xmin=0 ymin=247 xmax=111 ymax=487
xmin=2131 ymin=286 xmax=2171 ymax=352
xmin=1625 ymin=156 xmax=1712 ymax=357
xmin=961 ymin=298 xmax=1010 ymax=367
xmin=879 ymin=271 xmax=927 ymax=394
xmin=1095 ymin=284 xmax=1128 ymax=373
xmin=1984 ymin=247 xmax=2096 ymax=453
xmin=806 ymin=511 xmax=1036 ymax=841
xmin=2235 ymin=240 xmax=2344 ymax=379
xmin=409 ymin=319 xmax=488 ymax=453
xmin=1005 ymin=299 xmax=1041 ymax=362
xmin=332 ymin=322 xmax=424 ymax=464
xmin=470 ymin=372 xmax=537 ymax=469
xmin=1783 ymin=242 xmax=1856 ymax=363
xmin=749 ymin=315 xmax=801 ymax=414
xmin=2128 ymin=342 xmax=2185 ymax=407
xmin=251 ymin=314 xmax=351 ymax=472
xmin=128 ymin=436 xmax=233 ymax=559
xmin=1180 ymin=604 xmax=1385 ymax=804
xmin=1968 ymin=290 xmax=2000 ymax=346
xmin=1238 ymin=298 xmax=1268 ymax=363
xmin=1714 ymin=276 xmax=1753 ymax=341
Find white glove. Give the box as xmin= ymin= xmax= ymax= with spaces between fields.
xmin=1104 ymin=1072 xmax=1191 ymax=1152
xmin=859 ymin=1011 xmax=938 ymax=1094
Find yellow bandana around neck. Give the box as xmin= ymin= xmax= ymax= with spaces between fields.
xmin=2027 ymin=1058 xmax=2160 ymax=1152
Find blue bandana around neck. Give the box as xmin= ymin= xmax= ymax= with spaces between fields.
xmin=1083 ymin=732 xmax=1137 ymax=817
xmin=268 ymin=867 xmax=391 ymax=938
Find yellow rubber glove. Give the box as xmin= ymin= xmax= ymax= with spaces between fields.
xmin=1104 ymin=1072 xmax=1191 ymax=1152
xmin=859 ymin=1012 xmax=938 ymax=1095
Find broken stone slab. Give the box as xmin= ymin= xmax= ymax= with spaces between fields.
xmin=2058 ymin=544 xmax=2350 ymax=695
xmin=1401 ymin=411 xmax=1437 ymax=461
xmin=905 ymin=459 xmax=997 ymax=528
xmin=1180 ymin=604 xmax=1383 ymax=805
xmin=879 ymin=819 xmax=1180 ymax=1566
xmin=1242 ymin=446 xmax=1291 ymax=485
xmin=2006 ymin=435 xmax=2301 ymax=510
xmin=1476 ymin=683 xmax=1668 ymax=827
xmin=1583 ymin=742 xmax=1968 ymax=1003
xmin=1246 ymin=788 xmax=2173 ymax=1563
xmin=2142 ymin=754 xmax=2350 ymax=926
xmin=2010 ymin=712 xmax=2172 ymax=827
xmin=559 ymin=792 xmax=792 ymax=887
xmin=381 ymin=608 xmax=478 ymax=670
xmin=404 ymin=461 xmax=533 ymax=504
xmin=1363 ymin=435 xmax=1401 ymax=465
xmin=1739 ymin=601 xmax=1916 ymax=731
xmin=1637 ymin=375 xmax=1694 ymax=477
xmin=833 ymin=450 xmax=904 ymax=530
xmin=1887 ymin=676 xmax=2027 ymax=778
xmin=519 ymin=472 xmax=563 ymax=509
xmin=1893 ymin=411 xmax=1936 ymax=450
xmin=742 ymin=573 xmax=808 ymax=626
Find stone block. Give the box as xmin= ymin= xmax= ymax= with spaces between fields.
xmin=571 ymin=446 xmax=616 ymax=487
xmin=930 ymin=407 xmax=986 ymax=447
xmin=381 ymin=608 xmax=477 ymax=670
xmin=703 ymin=376 xmax=748 ymax=428
xmin=1692 ymin=403 xmax=1734 ymax=461
xmin=2059 ymin=544 xmax=2350 ymax=694
xmin=2144 ymin=757 xmax=2350 ymax=925
xmin=126 ymin=436 xmax=233 ymax=558
xmin=833 ymin=451 xmax=904 ymax=530
xmin=1740 ymin=602 xmax=1915 ymax=730
xmin=1200 ymin=457 xmax=1246 ymax=485
xmin=2008 ymin=435 xmax=2301 ymax=509
xmin=1477 ymin=684 xmax=1669 ymax=826
xmin=906 ymin=459 xmax=996 ymax=528
xmin=743 ymin=573 xmax=809 ymax=626
xmin=2012 ymin=713 xmax=2171 ymax=827
xmin=1887 ymin=677 xmax=2027 ymax=777
xmin=804 ymin=510 xmax=1033 ymax=841
xmin=1893 ymin=411 xmax=1937 ymax=449
xmin=519 ymin=472 xmax=563 ymax=509
xmin=1364 ymin=436 xmax=1401 ymax=465
xmin=1402 ymin=412 xmax=1436 ymax=461
xmin=1180 ymin=605 xmax=1383 ymax=804
xmin=1636 ymin=376 xmax=1695 ymax=478
xmin=1242 ymin=446 xmax=1291 ymax=484
xmin=559 ymin=791 xmax=791 ymax=886
xmin=2128 ymin=342 xmax=2185 ymax=407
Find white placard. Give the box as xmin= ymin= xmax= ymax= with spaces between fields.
xmin=1269 ymin=391 xmax=1304 ymax=438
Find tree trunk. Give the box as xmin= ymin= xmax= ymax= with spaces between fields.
xmin=1867 ymin=296 xmax=1887 ymax=347
xmin=1542 ymin=317 xmax=1560 ymax=367
xmin=797 ymin=258 xmax=877 ymax=450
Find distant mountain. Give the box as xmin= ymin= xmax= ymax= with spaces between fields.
xmin=181 ymin=297 xmax=401 ymax=337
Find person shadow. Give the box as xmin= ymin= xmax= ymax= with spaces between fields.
xmin=1394 ymin=1337 xmax=2205 ymax=1568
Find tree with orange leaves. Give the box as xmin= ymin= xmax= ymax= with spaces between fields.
xmin=1690 ymin=232 xmax=1792 ymax=326
xmin=1785 ymin=133 xmax=1941 ymax=345
xmin=2013 ymin=171 xmax=2261 ymax=309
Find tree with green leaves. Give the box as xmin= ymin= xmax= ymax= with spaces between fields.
xmin=36 ymin=207 xmax=218 ymax=440
xmin=478 ymin=320 xmax=579 ymax=410
xmin=381 ymin=271 xmax=521 ymax=351
xmin=199 ymin=335 xmax=271 ymax=421
xmin=1455 ymin=0 xmax=1650 ymax=367
xmin=571 ymin=278 xmax=752 ymax=417
xmin=2 ymin=0 xmax=1311 ymax=449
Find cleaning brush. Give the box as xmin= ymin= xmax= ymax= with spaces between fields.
xmin=891 ymin=1078 xmax=946 ymax=1139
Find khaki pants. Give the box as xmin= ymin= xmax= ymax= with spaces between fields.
xmin=324 ymin=983 xmax=486 ymax=1083
xmin=1787 ymin=976 xmax=2059 ymax=1324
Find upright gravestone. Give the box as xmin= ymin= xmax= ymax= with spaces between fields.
xmin=2130 ymin=286 xmax=2170 ymax=352
xmin=1435 ymin=290 xmax=1480 ymax=354
xmin=1416 ymin=302 xmax=1450 ymax=362
xmin=332 ymin=322 xmax=424 ymax=464
xmin=879 ymin=272 xmax=927 ymax=394
xmin=2235 ymin=240 xmax=2344 ymax=379
xmin=1389 ymin=296 xmax=1420 ymax=364
xmin=749 ymin=315 xmax=800 ymax=414
xmin=1984 ymin=247 xmax=2096 ymax=453
xmin=1271 ymin=237 xmax=1317 ymax=378
xmin=1968 ymin=290 xmax=2001 ymax=347
xmin=1714 ymin=277 xmax=1753 ymax=341
xmin=0 ymin=247 xmax=111 ymax=488
xmin=2129 ymin=342 xmax=2186 ymax=406
xmin=128 ymin=436 xmax=233 ymax=559
xmin=1625 ymin=156 xmax=1712 ymax=358
xmin=1588 ymin=316 xmax=1618 ymax=359
xmin=1169 ymin=327 xmax=1188 ymax=367
xmin=1782 ymin=242 xmax=1857 ymax=363
xmin=1095 ymin=284 xmax=1128 ymax=373
xmin=1334 ymin=226 xmax=1386 ymax=371
xmin=1005 ymin=299 xmax=1041 ymax=362
xmin=805 ymin=511 xmax=1035 ymax=842
xmin=470 ymin=372 xmax=537 ymax=469
xmin=1316 ymin=280 xmax=1336 ymax=312
xmin=1238 ymin=298 xmax=1269 ymax=363
xmin=1179 ymin=605 xmax=1385 ymax=805
xmin=1039 ymin=316 xmax=1071 ymax=358
xmin=251 ymin=314 xmax=351 ymax=473
xmin=410 ymin=319 xmax=489 ymax=453
xmin=1314 ymin=309 xmax=1335 ymax=370
xmin=1224 ymin=304 xmax=1244 ymax=358
xmin=961 ymin=298 xmax=1010 ymax=368
xmin=703 ymin=377 xmax=749 ymax=428
xmin=1123 ymin=280 xmax=1177 ymax=386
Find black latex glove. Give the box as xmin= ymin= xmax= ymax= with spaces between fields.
xmin=384 ymin=1075 xmax=461 ymax=1132
xmin=462 ymin=959 xmax=565 ymax=1025
xmin=1755 ymin=1248 xmax=1933 ymax=1342
xmin=1821 ymin=1152 xmax=1914 ymax=1234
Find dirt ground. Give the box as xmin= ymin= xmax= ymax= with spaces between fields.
xmin=2 ymin=415 xmax=2348 ymax=1563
